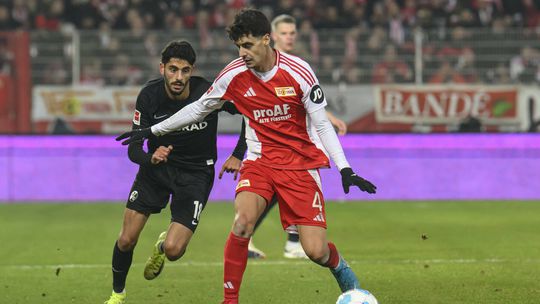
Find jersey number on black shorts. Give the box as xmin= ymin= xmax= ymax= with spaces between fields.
xmin=192 ymin=201 xmax=203 ymax=225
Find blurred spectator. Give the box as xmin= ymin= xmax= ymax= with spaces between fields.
xmin=486 ymin=63 xmax=513 ymax=84
xmin=296 ymin=19 xmax=320 ymax=64
xmin=108 ymin=54 xmax=143 ymax=85
xmin=11 ymin=0 xmax=35 ymax=29
xmin=371 ymin=44 xmax=412 ymax=83
xmin=42 ymin=59 xmax=69 ymax=85
xmin=0 ymin=38 xmax=13 ymax=75
xmin=80 ymin=59 xmax=105 ymax=86
xmin=522 ymin=0 xmax=540 ymax=28
xmin=455 ymin=47 xmax=479 ymax=83
xmin=34 ymin=0 xmax=65 ymax=31
xmin=510 ymin=46 xmax=540 ymax=83
xmin=429 ymin=60 xmax=466 ymax=83
xmin=0 ymin=4 xmax=19 ymax=30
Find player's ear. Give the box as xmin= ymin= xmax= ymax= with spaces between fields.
xmin=263 ymin=34 xmax=271 ymax=46
xmin=159 ymin=62 xmax=165 ymax=76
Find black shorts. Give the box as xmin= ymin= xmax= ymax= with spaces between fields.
xmin=126 ymin=164 xmax=215 ymax=232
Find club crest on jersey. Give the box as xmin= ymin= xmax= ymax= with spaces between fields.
xmin=310 ymin=85 xmax=325 ymax=104
xmin=133 ymin=110 xmax=141 ymax=125
xmin=252 ymin=104 xmax=291 ymax=124
xmin=236 ymin=179 xmax=251 ymax=190
xmin=129 ymin=190 xmax=138 ymax=202
xmin=275 ymin=86 xmax=296 ymax=97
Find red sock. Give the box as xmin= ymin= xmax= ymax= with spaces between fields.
xmin=325 ymin=242 xmax=340 ymax=269
xmin=223 ymin=232 xmax=250 ymax=302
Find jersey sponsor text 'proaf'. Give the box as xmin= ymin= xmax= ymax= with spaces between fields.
xmin=253 ymin=104 xmax=291 ymax=123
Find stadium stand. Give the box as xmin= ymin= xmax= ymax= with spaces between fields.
xmin=1 ymin=0 xmax=540 ymax=86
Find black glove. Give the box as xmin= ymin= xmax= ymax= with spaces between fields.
xmin=116 ymin=128 xmax=152 ymax=145
xmin=340 ymin=167 xmax=377 ymax=194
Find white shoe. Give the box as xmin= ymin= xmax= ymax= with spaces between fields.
xmin=283 ymin=241 xmax=308 ymax=259
xmin=248 ymin=239 xmax=266 ymax=259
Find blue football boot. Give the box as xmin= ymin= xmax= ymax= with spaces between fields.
xmin=331 ymin=256 xmax=360 ymax=292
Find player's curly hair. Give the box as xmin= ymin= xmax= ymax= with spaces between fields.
xmin=161 ymin=40 xmax=196 ymax=65
xmin=227 ymin=9 xmax=271 ymax=42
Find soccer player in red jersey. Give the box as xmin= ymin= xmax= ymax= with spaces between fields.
xmin=220 ymin=14 xmax=349 ymax=260
xmin=117 ymin=9 xmax=376 ymax=304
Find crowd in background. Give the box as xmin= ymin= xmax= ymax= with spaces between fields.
xmin=2 ymin=0 xmax=540 ymax=85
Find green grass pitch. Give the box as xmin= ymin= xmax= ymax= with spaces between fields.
xmin=1 ymin=201 xmax=539 ymax=303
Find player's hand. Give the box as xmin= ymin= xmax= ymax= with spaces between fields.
xmin=340 ymin=167 xmax=376 ymax=194
xmin=327 ymin=112 xmax=348 ymax=135
xmin=219 ymin=155 xmax=242 ymax=180
xmin=116 ymin=128 xmax=152 ymax=145
xmin=151 ymin=145 xmax=173 ymax=165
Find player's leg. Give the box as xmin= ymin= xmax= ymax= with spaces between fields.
xmin=223 ymin=191 xmax=267 ymax=304
xmin=105 ymin=208 xmax=149 ymax=304
xmin=144 ymin=165 xmax=214 ymax=280
xmin=248 ymin=195 xmax=277 ymax=259
xmin=143 ymin=222 xmax=193 ymax=280
xmin=223 ymin=161 xmax=273 ymax=304
xmin=297 ymin=225 xmax=360 ymax=292
xmin=283 ymin=231 xmax=308 ymax=259
xmin=275 ymin=168 xmax=359 ymax=292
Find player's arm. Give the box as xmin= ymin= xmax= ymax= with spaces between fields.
xmin=219 ymin=119 xmax=246 ymax=180
xmin=310 ymin=108 xmax=376 ymax=194
xmin=117 ymin=82 xmax=228 ymax=145
xmin=126 ymin=93 xmax=153 ymax=165
xmin=326 ymin=111 xmax=347 ymax=135
xmin=126 ymin=93 xmax=174 ymax=165
xmin=299 ymin=63 xmax=375 ymax=194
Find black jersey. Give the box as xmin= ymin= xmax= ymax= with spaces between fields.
xmin=131 ymin=76 xmax=238 ymax=168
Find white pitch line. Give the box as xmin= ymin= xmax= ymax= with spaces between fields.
xmin=3 ymin=258 xmax=539 ymax=270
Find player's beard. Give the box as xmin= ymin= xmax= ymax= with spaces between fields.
xmin=166 ymin=78 xmax=186 ymax=96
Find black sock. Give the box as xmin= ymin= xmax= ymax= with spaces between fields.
xmin=112 ymin=241 xmax=134 ymax=293
xmin=287 ymin=233 xmax=299 ymax=242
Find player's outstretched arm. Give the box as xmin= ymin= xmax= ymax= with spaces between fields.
xmin=116 ymin=98 xmax=223 ymax=145
xmin=310 ymin=108 xmax=376 ymax=194
xmin=117 ymin=127 xmax=152 ymax=145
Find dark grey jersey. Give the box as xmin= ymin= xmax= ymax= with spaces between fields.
xmin=131 ymin=76 xmax=238 ymax=168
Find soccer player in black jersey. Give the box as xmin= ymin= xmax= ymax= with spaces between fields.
xmin=104 ymin=40 xmax=239 ymax=304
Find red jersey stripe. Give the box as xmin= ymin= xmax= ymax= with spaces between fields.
xmin=280 ymin=55 xmax=316 ymax=84
xmin=215 ymin=60 xmax=245 ymax=82
xmin=280 ymin=58 xmax=314 ymax=87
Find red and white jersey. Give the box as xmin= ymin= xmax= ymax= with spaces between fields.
xmin=203 ymin=50 xmax=330 ymax=170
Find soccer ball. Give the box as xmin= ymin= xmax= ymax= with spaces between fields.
xmin=336 ymin=289 xmax=378 ymax=304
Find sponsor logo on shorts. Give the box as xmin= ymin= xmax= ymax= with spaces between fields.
xmin=312 ymin=212 xmax=325 ymax=222
xmin=133 ymin=110 xmax=141 ymax=125
xmin=275 ymin=86 xmax=296 ymax=97
xmin=129 ymin=190 xmax=138 ymax=202
xmin=236 ymin=179 xmax=251 ymax=190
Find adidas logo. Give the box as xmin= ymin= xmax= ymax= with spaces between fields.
xmin=224 ymin=281 xmax=235 ymax=289
xmin=243 ymin=87 xmax=256 ymax=97
xmin=313 ymin=213 xmax=325 ymax=222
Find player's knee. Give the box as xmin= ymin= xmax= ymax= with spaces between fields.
xmin=162 ymin=240 xmax=187 ymax=261
xmin=117 ymin=235 xmax=138 ymax=251
xmin=303 ymin=244 xmax=329 ymax=264
xmin=232 ymin=214 xmax=255 ymax=238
